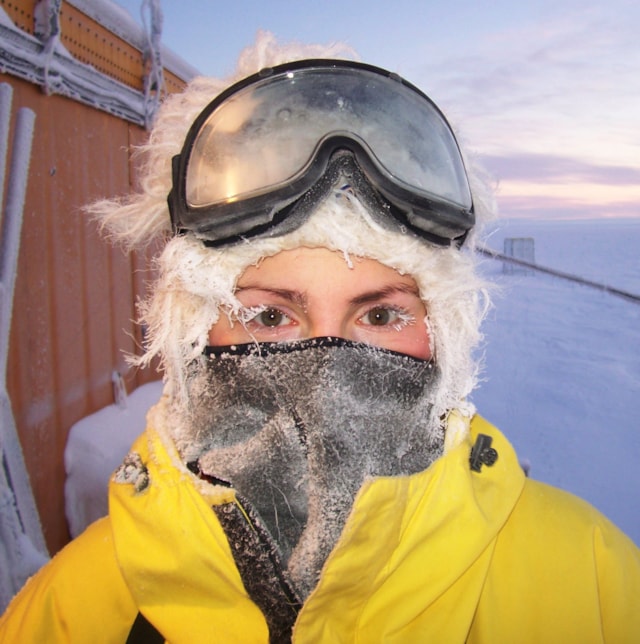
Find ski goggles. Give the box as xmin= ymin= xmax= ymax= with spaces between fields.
xmin=168 ymin=59 xmax=475 ymax=247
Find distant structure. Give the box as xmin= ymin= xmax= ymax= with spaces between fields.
xmin=503 ymin=237 xmax=535 ymax=275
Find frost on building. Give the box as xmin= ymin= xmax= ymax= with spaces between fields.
xmin=0 ymin=0 xmax=197 ymax=611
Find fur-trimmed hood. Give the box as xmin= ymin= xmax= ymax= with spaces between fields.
xmin=86 ymin=31 xmax=495 ymax=425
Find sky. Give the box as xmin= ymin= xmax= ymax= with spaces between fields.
xmin=112 ymin=0 xmax=640 ymax=221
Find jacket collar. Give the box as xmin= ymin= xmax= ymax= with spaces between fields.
xmin=109 ymin=405 xmax=525 ymax=640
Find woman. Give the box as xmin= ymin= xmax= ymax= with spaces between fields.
xmin=2 ymin=41 xmax=638 ymax=644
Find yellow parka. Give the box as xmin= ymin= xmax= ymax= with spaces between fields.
xmin=1 ymin=415 xmax=639 ymax=642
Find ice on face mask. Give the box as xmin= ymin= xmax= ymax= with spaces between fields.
xmin=178 ymin=337 xmax=444 ymax=598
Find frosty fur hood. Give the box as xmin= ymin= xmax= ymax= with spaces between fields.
xmin=87 ymin=31 xmax=495 ymax=421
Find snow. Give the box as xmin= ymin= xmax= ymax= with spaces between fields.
xmin=472 ymin=217 xmax=640 ymax=545
xmin=0 ymin=1 xmax=198 ymax=129
xmin=64 ymin=217 xmax=640 ymax=547
xmin=64 ymin=380 xmax=163 ymax=537
xmin=0 ymin=13 xmax=147 ymax=125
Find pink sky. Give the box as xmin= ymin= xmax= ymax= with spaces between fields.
xmin=115 ymin=0 xmax=640 ymax=221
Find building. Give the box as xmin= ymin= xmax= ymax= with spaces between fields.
xmin=0 ymin=0 xmax=198 ymax=596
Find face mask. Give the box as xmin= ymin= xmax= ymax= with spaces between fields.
xmin=177 ymin=337 xmax=443 ymax=598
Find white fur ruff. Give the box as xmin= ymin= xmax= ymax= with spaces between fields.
xmin=141 ymin=191 xmax=487 ymax=424
xmin=86 ymin=32 xmax=496 ymax=437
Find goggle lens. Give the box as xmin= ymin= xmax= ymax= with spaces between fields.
xmin=185 ymin=66 xmax=472 ymax=211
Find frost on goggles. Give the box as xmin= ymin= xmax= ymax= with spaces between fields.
xmin=184 ymin=65 xmax=472 ymax=211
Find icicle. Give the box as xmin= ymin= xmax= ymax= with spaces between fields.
xmin=141 ymin=0 xmax=165 ymax=128
xmin=33 ymin=0 xmax=62 ymax=96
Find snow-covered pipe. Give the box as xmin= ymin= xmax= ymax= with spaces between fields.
xmin=0 ymin=91 xmax=48 ymax=611
xmin=141 ymin=0 xmax=165 ymax=127
xmin=0 ymin=104 xmax=36 ymax=367
xmin=0 ymin=83 xmax=12 ymax=215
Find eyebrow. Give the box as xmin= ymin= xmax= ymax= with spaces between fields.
xmin=349 ymin=283 xmax=421 ymax=306
xmin=235 ymin=286 xmax=308 ymax=308
xmin=236 ymin=283 xmax=421 ymax=307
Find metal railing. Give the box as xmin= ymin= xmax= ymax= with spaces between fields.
xmin=477 ymin=244 xmax=640 ymax=305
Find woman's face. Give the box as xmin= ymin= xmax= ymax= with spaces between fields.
xmin=208 ymin=247 xmax=432 ymax=360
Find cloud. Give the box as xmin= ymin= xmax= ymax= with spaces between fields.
xmin=405 ymin=1 xmax=640 ymax=220
xmin=411 ymin=1 xmax=640 ymax=164
xmin=481 ymin=153 xmax=640 ymax=186
xmin=493 ymin=195 xmax=638 ymax=220
xmin=481 ymin=150 xmax=640 ymax=219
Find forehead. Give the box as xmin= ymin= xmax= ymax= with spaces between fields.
xmin=237 ymin=247 xmax=419 ymax=290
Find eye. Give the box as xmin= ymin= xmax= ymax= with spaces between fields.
xmin=252 ymin=307 xmax=291 ymax=328
xmin=360 ymin=306 xmax=408 ymax=327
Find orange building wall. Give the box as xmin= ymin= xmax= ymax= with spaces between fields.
xmin=1 ymin=0 xmax=188 ymax=554
xmin=3 ymin=75 xmax=159 ymax=554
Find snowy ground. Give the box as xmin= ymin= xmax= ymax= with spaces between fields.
xmin=65 ymin=217 xmax=640 ymax=547
xmin=472 ymin=217 xmax=640 ymax=545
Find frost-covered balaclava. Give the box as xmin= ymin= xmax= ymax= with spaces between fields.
xmin=90 ymin=34 xmax=493 ymax=614
xmin=188 ymin=337 xmax=441 ymax=599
